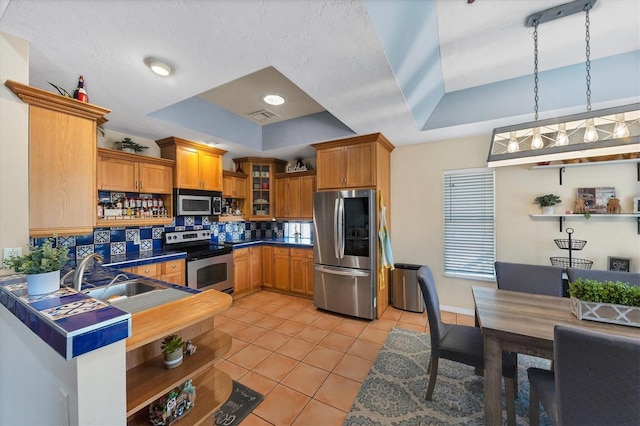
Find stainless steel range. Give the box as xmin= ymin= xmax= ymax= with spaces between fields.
xmin=164 ymin=230 xmax=234 ymax=294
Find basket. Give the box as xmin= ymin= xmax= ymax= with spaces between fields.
xmin=554 ymin=239 xmax=587 ymax=250
xmin=550 ymin=257 xmax=593 ymax=269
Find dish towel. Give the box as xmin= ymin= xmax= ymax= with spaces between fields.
xmin=378 ymin=191 xmax=395 ymax=271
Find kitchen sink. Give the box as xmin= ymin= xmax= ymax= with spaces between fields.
xmin=83 ymin=279 xmax=166 ymax=301
xmin=83 ymin=278 xmax=192 ymax=314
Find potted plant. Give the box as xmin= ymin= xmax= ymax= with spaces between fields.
xmin=161 ymin=335 xmax=184 ymax=369
xmin=114 ymin=137 xmax=148 ymax=153
xmin=569 ymin=278 xmax=640 ymax=328
xmin=534 ymin=194 xmax=561 ymax=214
xmin=3 ymin=237 xmax=70 ymax=295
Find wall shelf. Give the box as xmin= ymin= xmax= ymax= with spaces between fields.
xmin=531 ymin=158 xmax=640 ymax=185
xmin=529 ymin=213 xmax=640 ymax=233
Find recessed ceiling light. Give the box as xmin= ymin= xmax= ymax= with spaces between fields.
xmin=263 ymin=94 xmax=285 ymax=106
xmin=144 ymin=57 xmax=172 ymax=76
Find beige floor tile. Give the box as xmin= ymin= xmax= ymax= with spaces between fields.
xmin=313 ymin=373 xmax=361 ymax=412
xmin=318 ymin=332 xmax=356 ymax=353
xmin=222 ymin=305 xmax=250 ymax=319
xmin=292 ymin=399 xmax=347 ymax=425
xmin=271 ymin=305 xmax=302 ymax=319
xmin=237 ymin=371 xmax=278 ymax=396
xmin=253 ymin=303 xmax=280 ymax=315
xmin=273 ymin=320 xmax=307 ymax=336
xmin=441 ymin=310 xmax=457 ymax=324
xmin=252 ymin=352 xmax=299 ymax=382
xmin=332 ymin=321 xmax=366 ymax=338
xmin=232 ymin=324 xmax=270 ymax=343
xmin=281 ymin=363 xmax=330 ymax=396
xmin=457 ymin=313 xmax=476 ymax=326
xmin=238 ymin=413 xmax=273 ymax=426
xmin=380 ymin=307 xmax=404 ymax=321
xmin=277 ymin=337 xmax=316 ymax=361
xmin=347 ymin=339 xmax=382 ymax=362
xmin=255 ymin=315 xmax=284 ymax=330
xmin=224 ymin=338 xmax=250 ymax=359
xmin=295 ymin=325 xmax=330 ymax=344
xmin=250 ymin=291 xmax=280 ymax=303
xmin=236 ymin=310 xmax=268 ymax=325
xmin=252 ymin=330 xmax=291 ymax=352
xmin=217 ymin=318 xmax=250 ymax=334
xmin=399 ymin=310 xmax=427 ymax=326
xmin=233 ymin=297 xmax=264 ymax=311
xmin=252 ymin=384 xmax=310 ymax=426
xmin=367 ymin=318 xmax=398 ymax=331
xmin=288 ymin=310 xmax=320 ymax=325
xmin=228 ymin=344 xmax=272 ymax=370
xmin=310 ymin=315 xmax=342 ymax=331
xmin=270 ymin=293 xmax=298 ymax=306
xmin=358 ymin=326 xmax=389 ymax=345
xmin=332 ymin=353 xmax=373 ymax=383
xmin=287 ymin=298 xmax=313 ymax=311
xmin=302 ymin=346 xmax=344 ymax=371
xmin=216 ymin=359 xmax=249 ymax=380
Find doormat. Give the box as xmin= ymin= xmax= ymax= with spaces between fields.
xmin=213 ymin=380 xmax=264 ymax=426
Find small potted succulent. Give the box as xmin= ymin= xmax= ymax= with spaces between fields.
xmin=161 ymin=335 xmax=184 ymax=369
xmin=534 ymin=194 xmax=561 ymax=215
xmin=3 ymin=237 xmax=69 ymax=295
xmin=114 ymin=137 xmax=148 ymax=153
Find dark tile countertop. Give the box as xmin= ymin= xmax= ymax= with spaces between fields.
xmin=222 ymin=237 xmax=313 ymax=249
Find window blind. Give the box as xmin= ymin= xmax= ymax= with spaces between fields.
xmin=443 ymin=168 xmax=496 ymax=280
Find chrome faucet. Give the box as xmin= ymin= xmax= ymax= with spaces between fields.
xmin=72 ymin=253 xmax=104 ymax=291
xmin=96 ymin=273 xmax=129 ymax=300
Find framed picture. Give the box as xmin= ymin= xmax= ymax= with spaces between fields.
xmin=634 ymin=197 xmax=640 ymax=214
xmin=608 ymin=256 xmax=631 ymax=272
xmin=577 ymin=187 xmax=616 ymax=214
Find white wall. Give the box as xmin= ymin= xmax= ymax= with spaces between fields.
xmin=391 ymin=135 xmax=640 ymax=310
xmin=0 ymin=32 xmax=29 ymax=261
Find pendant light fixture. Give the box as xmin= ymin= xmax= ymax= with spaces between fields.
xmin=486 ymin=0 xmax=640 ymax=167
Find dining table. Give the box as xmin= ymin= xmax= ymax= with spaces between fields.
xmin=472 ymin=286 xmax=639 ymax=426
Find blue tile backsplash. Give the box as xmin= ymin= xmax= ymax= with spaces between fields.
xmin=33 ymin=218 xmax=313 ymax=259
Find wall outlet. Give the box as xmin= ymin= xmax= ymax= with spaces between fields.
xmin=2 ymin=247 xmax=22 ymax=267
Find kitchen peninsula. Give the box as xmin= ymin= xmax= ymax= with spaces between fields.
xmin=0 ymin=264 xmax=232 ymax=425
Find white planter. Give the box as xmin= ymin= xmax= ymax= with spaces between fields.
xmin=164 ymin=349 xmax=183 ymax=369
xmin=570 ymin=297 xmax=640 ymax=328
xmin=541 ymin=206 xmax=555 ymax=215
xmin=26 ymin=270 xmax=61 ymax=295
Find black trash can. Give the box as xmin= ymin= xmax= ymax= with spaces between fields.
xmin=391 ymin=263 xmax=424 ymax=313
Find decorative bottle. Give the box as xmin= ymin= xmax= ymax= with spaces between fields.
xmin=73 ymin=75 xmax=89 ymax=103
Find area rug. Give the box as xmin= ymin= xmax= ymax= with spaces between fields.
xmin=344 ymin=327 xmax=552 ymax=426
xmin=213 ymin=381 xmax=264 ymax=426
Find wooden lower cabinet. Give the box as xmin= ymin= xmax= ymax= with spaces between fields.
xmin=262 ymin=246 xmax=274 ymax=289
xmin=273 ymin=247 xmax=291 ymax=291
xmin=233 ymin=247 xmax=262 ymax=297
xmin=120 ymin=259 xmax=185 ymax=286
xmin=290 ymin=248 xmax=314 ymax=297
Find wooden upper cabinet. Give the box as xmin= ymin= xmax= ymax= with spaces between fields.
xmin=222 ymin=171 xmax=247 ymax=199
xmin=156 ymin=136 xmax=226 ymax=191
xmin=312 ymin=133 xmax=394 ymax=190
xmin=97 ymin=148 xmax=174 ymax=194
xmin=5 ymin=80 xmax=110 ymax=237
xmin=274 ymin=171 xmax=316 ymax=219
xmin=234 ymin=158 xmax=286 ymax=221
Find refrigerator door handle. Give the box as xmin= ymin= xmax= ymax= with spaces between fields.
xmin=333 ymin=198 xmax=340 ymax=259
xmin=338 ymin=197 xmax=345 ymax=258
xmin=315 ymin=265 xmax=370 ymax=277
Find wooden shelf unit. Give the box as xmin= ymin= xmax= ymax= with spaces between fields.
xmin=529 ymin=213 xmax=640 ymax=233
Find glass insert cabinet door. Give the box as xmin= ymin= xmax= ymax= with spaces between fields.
xmin=251 ymin=164 xmax=270 ymax=216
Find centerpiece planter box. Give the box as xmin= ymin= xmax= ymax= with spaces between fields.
xmin=570 ymin=297 xmax=640 ymax=328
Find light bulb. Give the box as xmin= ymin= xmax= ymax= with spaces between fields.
xmin=507 ymin=131 xmax=520 ymax=153
xmin=531 ymin=127 xmax=544 ymax=150
xmin=555 ymin=123 xmax=569 ymax=146
xmin=583 ymin=118 xmax=598 ymax=142
xmin=613 ymin=113 xmax=629 ymax=138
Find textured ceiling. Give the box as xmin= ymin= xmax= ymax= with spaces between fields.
xmin=1 ymin=0 xmax=638 ymax=160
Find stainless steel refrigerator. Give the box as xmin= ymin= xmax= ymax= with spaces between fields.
xmin=313 ymin=189 xmax=377 ymax=319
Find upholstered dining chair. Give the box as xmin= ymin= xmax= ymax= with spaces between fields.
xmin=528 ymin=325 xmax=640 ymax=426
xmin=566 ymin=267 xmax=640 ymax=287
xmin=417 ymin=265 xmax=517 ymax=424
xmin=495 ymin=261 xmax=564 ymax=297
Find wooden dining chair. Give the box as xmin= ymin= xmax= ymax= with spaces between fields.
xmin=528 ymin=325 xmax=640 ymax=426
xmin=566 ymin=268 xmax=640 ymax=287
xmin=495 ymin=261 xmax=564 ymax=297
xmin=417 ymin=265 xmax=517 ymax=424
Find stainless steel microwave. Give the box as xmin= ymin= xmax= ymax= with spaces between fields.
xmin=174 ymin=189 xmax=222 ymax=216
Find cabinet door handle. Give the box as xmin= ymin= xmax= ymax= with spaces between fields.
xmin=171 ymin=264 xmax=176 ymax=269
xmin=144 ymin=269 xmax=150 ymax=273
xmin=139 ymin=181 xmax=143 ymax=189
